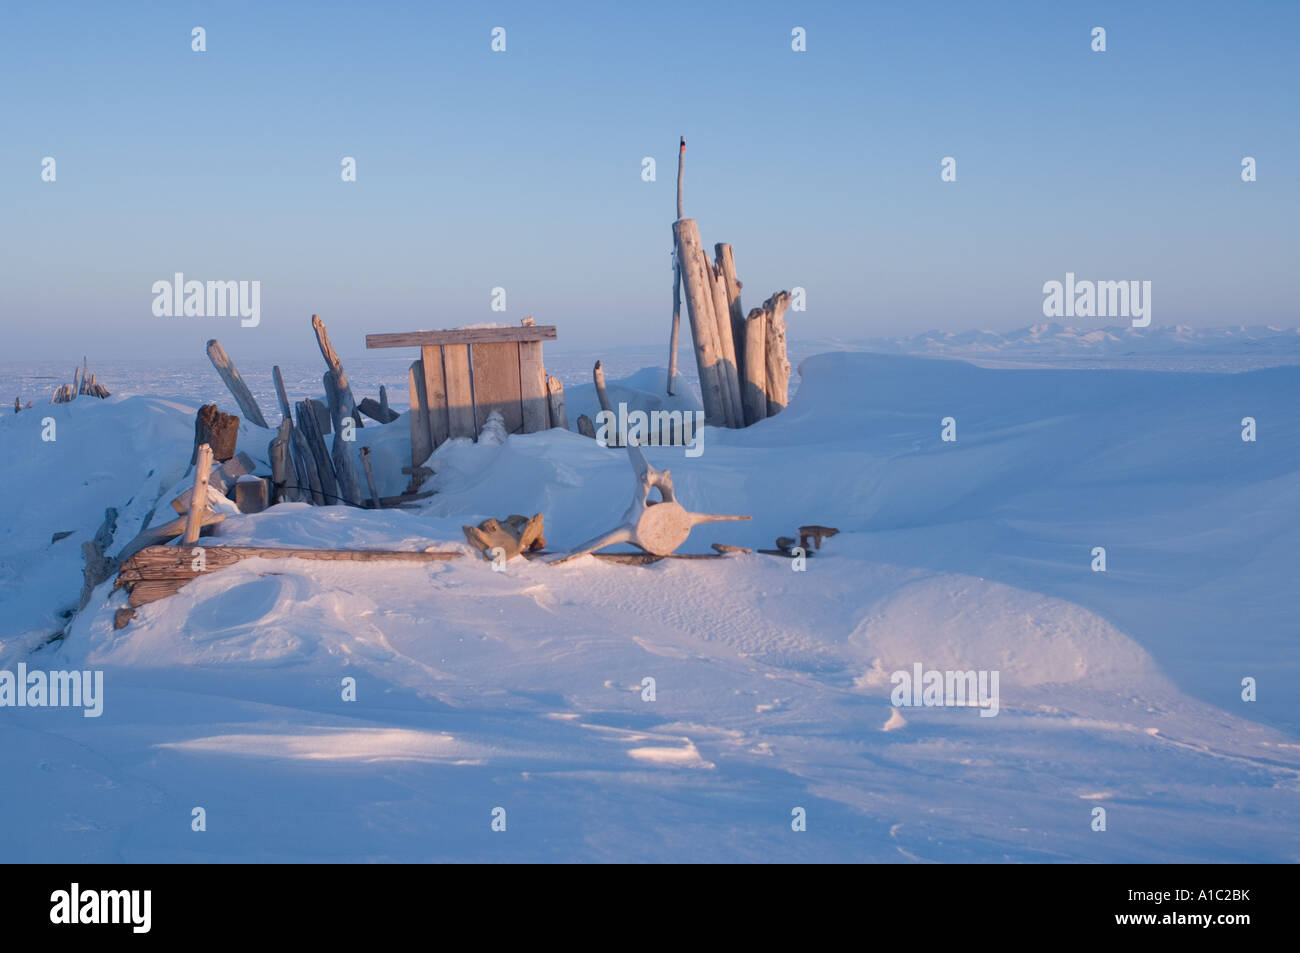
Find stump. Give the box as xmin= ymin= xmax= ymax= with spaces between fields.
xmin=192 ymin=404 xmax=240 ymax=464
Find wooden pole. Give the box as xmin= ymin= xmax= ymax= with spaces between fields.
xmin=183 ymin=444 xmax=213 ymax=545
xmin=206 ymin=339 xmax=269 ymax=427
xmin=360 ymin=446 xmax=382 ymax=509
xmin=668 ymin=136 xmax=685 ymax=396
xmin=742 ymin=307 xmax=768 ymax=425
xmin=715 ymin=243 xmax=745 ymax=379
xmin=297 ymin=399 xmax=340 ymax=504
xmin=324 ymin=371 xmax=365 ymax=506
xmin=546 ymin=375 xmax=569 ymax=430
xmin=708 ymin=258 xmax=744 ymax=427
xmin=408 ymin=359 xmax=433 ymax=469
xmin=593 ymin=360 xmax=618 ymax=446
xmin=672 ymin=218 xmax=727 ymax=427
xmin=311 ymin=314 xmax=363 ymax=428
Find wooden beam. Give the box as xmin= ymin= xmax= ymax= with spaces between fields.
xmin=297 ymin=399 xmax=340 ymax=505
xmin=206 ymin=340 xmax=269 ymax=428
xmin=119 ymin=544 xmax=463 ymax=582
xmin=593 ymin=360 xmax=617 ymax=445
xmin=518 ymin=340 xmax=548 ymax=433
xmin=366 ymin=326 xmax=557 ymax=348
xmin=762 ymin=291 xmax=792 ymax=416
xmin=420 ymin=345 xmax=450 ymax=447
xmin=709 ymin=256 xmax=743 ymax=428
xmin=324 ymin=371 xmax=365 ymax=506
xmin=470 ymin=342 xmax=524 ymax=434
xmin=407 ymin=359 xmax=432 ymax=470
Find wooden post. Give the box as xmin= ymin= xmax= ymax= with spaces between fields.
xmin=206 ymin=340 xmax=269 ymax=427
xmin=519 ymin=338 xmax=549 ymax=434
xmin=672 ymin=219 xmax=727 ymax=427
xmin=763 ymin=291 xmax=792 ymax=416
xmin=379 ymin=385 xmax=391 ymax=419
xmin=708 ymin=259 xmax=743 ymax=427
xmin=183 ymin=444 xmax=213 ymax=544
xmin=360 ymin=446 xmax=382 ymax=509
xmin=546 ymin=375 xmax=568 ymax=430
xmin=742 ymin=308 xmax=768 ymax=426
xmin=576 ymin=415 xmax=596 ymax=439
xmin=593 ymin=360 xmax=617 ymax=446
xmin=312 ymin=314 xmax=362 ymax=428
xmin=668 ymin=136 xmax=685 ymax=396
xmin=408 ymin=359 xmax=432 ymax=469
xmin=272 ymin=365 xmax=292 ymax=422
xmin=419 ymin=346 xmax=450 ymax=447
xmin=269 ymin=418 xmax=293 ymax=503
xmin=324 ymin=372 xmax=365 ymax=506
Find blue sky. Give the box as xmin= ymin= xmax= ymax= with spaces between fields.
xmin=1 ymin=0 xmax=1296 ymax=359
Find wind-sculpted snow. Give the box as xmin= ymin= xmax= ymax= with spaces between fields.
xmin=2 ymin=352 xmax=1298 ymax=861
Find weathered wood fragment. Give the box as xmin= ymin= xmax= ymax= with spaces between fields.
xmin=673 ymin=219 xmax=727 ymax=426
xmin=420 ymin=346 xmax=450 ymax=447
xmin=113 ymin=608 xmax=136 ymax=629
xmin=272 ymin=365 xmax=292 ymax=421
xmin=367 ymin=326 xmax=557 ymax=348
xmin=359 ymin=446 xmax=381 ymax=509
xmin=115 ymin=509 xmax=226 ymax=563
xmin=593 ymin=360 xmax=618 ymax=446
xmin=798 ymin=525 xmax=839 ymax=550
xmin=312 ymin=314 xmax=362 ymax=428
xmin=462 ymin=513 xmax=545 ymax=561
xmin=519 ymin=339 xmax=549 ymax=434
xmin=407 ymin=359 xmax=432 ymax=471
xmin=471 ymin=342 xmax=524 ymax=434
xmin=192 ymin=404 xmax=240 ymax=463
xmin=576 ymin=414 xmax=596 ymax=439
xmin=442 ymin=344 xmax=476 ymax=438
xmin=708 ymin=258 xmax=743 ymax=427
xmin=297 ymin=399 xmax=340 ymax=505
xmin=715 ymin=243 xmax=746 ymax=375
xmin=742 ymin=308 xmax=768 ymax=426
xmin=323 ymin=374 xmax=364 ymax=506
xmin=234 ymin=477 xmax=270 ymax=514
xmin=711 ymin=542 xmax=752 ymax=555
xmin=545 ymin=375 xmax=568 ymax=430
xmin=205 ymin=340 xmax=269 ymax=428
xmin=763 ymin=291 xmax=792 ymax=416
xmin=184 ymin=445 xmax=214 ymax=544
xmin=357 ymin=397 xmax=399 ymax=424
xmin=269 ymin=418 xmax=294 ymax=503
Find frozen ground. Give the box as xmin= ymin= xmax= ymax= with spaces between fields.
xmin=1 ymin=346 xmax=1297 ymax=862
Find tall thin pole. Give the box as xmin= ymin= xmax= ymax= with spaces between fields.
xmin=668 ymin=137 xmax=685 ymax=395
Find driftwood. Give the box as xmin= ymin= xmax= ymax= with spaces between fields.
xmin=359 ymin=446 xmax=381 ymax=509
xmin=269 ymin=418 xmax=294 ymax=503
xmin=357 ymin=397 xmax=399 ymax=424
xmin=116 ymin=510 xmax=226 ymax=563
xmin=272 ymin=365 xmax=292 ymax=421
xmin=312 ymin=314 xmax=362 ymax=428
xmin=799 ymin=525 xmax=839 ymax=550
xmin=205 ymin=340 xmax=269 ymax=428
xmin=593 ymin=361 xmax=618 ymax=446
xmin=708 ymin=259 xmax=743 ymax=427
xmin=297 ymin=399 xmax=340 ymax=505
xmin=715 ymin=243 xmax=746 ymax=376
xmin=576 ymin=415 xmax=596 ymax=439
xmin=184 ymin=445 xmax=215 ymax=544
xmin=518 ymin=325 xmax=549 ymax=434
xmin=462 ymin=514 xmax=545 ymax=561
xmin=546 ymin=376 xmax=568 ymax=430
xmin=668 ymin=137 xmax=685 ymax=396
xmin=761 ymin=291 xmax=792 ymax=416
xmin=324 ymin=371 xmax=365 ymax=506
xmin=407 ymin=358 xmax=433 ymax=475
xmin=673 ymin=219 xmax=727 ymax=427
xmin=367 ymin=327 xmax=557 ymax=348
xmin=554 ymin=441 xmax=749 ymax=563
xmin=234 ymin=477 xmax=271 ymax=514
xmin=192 ymin=404 xmax=239 ymax=464
xmin=711 ymin=542 xmax=751 ymax=555
xmin=741 ymin=308 xmax=768 ymax=426
xmin=170 ymin=482 xmax=230 ymax=516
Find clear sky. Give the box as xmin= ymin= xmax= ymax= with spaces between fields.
xmin=1 ymin=0 xmax=1296 ymax=360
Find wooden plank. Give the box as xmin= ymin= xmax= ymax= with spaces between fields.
xmin=184 ymin=445 xmax=214 ymax=544
xmin=471 ymin=343 xmax=524 ymax=434
xmin=420 ymin=345 xmax=450 ymax=447
xmin=442 ymin=344 xmax=476 ymax=438
xmin=546 ymin=375 xmax=568 ymax=430
xmin=206 ymin=340 xmax=269 ymax=428
xmin=128 ymin=580 xmax=187 ymax=607
xmin=359 ymin=447 xmax=381 ymax=509
xmin=518 ymin=340 xmax=548 ymax=433
xmin=407 ymin=359 xmax=432 ymax=468
xmin=367 ymin=326 xmax=557 ymax=349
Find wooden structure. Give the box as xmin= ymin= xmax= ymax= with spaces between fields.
xmin=366 ymin=323 xmax=564 ymax=475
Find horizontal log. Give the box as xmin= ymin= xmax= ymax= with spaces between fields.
xmin=118 ymin=544 xmax=463 ymax=582
xmin=366 ymin=327 xmax=557 ymax=348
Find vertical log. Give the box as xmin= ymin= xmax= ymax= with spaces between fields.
xmin=183 ymin=444 xmax=213 ymax=544
xmin=672 ymin=219 xmax=726 ymax=427
xmin=442 ymin=344 xmax=476 ymax=439
xmin=379 ymin=384 xmax=391 ymax=419
xmin=709 ymin=258 xmax=743 ymax=427
xmin=715 ymin=243 xmax=745 ymax=377
xmin=593 ymin=360 xmax=618 ymax=446
xmin=269 ymin=419 xmax=293 ymax=503
xmin=291 ymin=434 xmax=323 ymax=505
xmin=763 ymin=291 xmax=792 ymax=416
xmin=297 ymin=399 xmax=339 ymax=505
xmin=324 ymin=372 xmax=364 ymax=506
xmin=206 ymin=340 xmax=269 ymax=427
xmin=360 ymin=446 xmax=382 ymax=509
xmin=408 ymin=359 xmax=432 ymax=468
xmin=742 ymin=308 xmax=768 ymax=426
xmin=546 ymin=375 xmax=568 ymax=430
xmin=312 ymin=314 xmax=363 ymax=428
xmin=272 ymin=365 xmax=292 ymax=421
xmin=668 ymin=258 xmax=681 ymax=396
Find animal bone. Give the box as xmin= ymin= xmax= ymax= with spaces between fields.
xmin=554 ymin=441 xmax=749 ymax=563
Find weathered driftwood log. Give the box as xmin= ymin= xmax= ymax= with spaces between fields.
xmin=115 ymin=509 xmax=226 ymax=563
xmin=324 ymin=371 xmax=365 ymax=506
xmin=407 ymin=358 xmax=432 ymax=474
xmin=715 ymin=244 xmax=745 ymax=379
xmin=593 ymin=361 xmax=618 ymax=446
xmin=297 ymin=399 xmax=340 ymax=505
xmin=576 ymin=415 xmax=596 ymax=439
xmin=554 ymin=441 xmax=750 ymax=563
xmin=359 ymin=446 xmax=381 ymax=509
xmin=272 ymin=365 xmax=293 ymax=421
xmin=462 ymin=513 xmax=545 ymax=561
xmin=312 ymin=314 xmax=362 ymax=428
xmin=357 ymin=397 xmax=399 ymax=424
xmin=799 ymin=525 xmax=839 ymax=550
xmin=546 ymin=375 xmax=568 ymax=430
xmin=234 ymin=476 xmax=271 ymax=514
xmin=171 ymin=481 xmax=230 ymax=516
xmin=192 ymin=404 xmax=240 ymax=464
xmin=184 ymin=445 xmax=215 ymax=544
xmin=741 ymin=307 xmax=768 ymax=426
xmin=762 ymin=291 xmax=792 ymax=416
xmin=709 ymin=260 xmax=743 ymax=428
xmin=673 ymin=219 xmax=727 ymax=426
xmin=668 ymin=137 xmax=685 ymax=396
xmin=206 ymin=339 xmax=269 ymax=428
xmin=268 ymin=418 xmax=293 ymax=503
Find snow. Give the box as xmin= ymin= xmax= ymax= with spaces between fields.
xmin=2 ymin=348 xmax=1298 ymax=862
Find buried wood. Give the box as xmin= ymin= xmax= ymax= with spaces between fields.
xmin=462 ymin=513 xmax=545 ymax=562
xmin=359 ymin=446 xmax=382 ymax=509
xmin=206 ymin=340 xmax=269 ymax=428
xmin=115 ymin=509 xmax=226 ymax=563
xmin=552 ymin=441 xmax=750 ymax=563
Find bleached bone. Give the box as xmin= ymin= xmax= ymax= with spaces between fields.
xmin=554 ymin=441 xmax=748 ymax=563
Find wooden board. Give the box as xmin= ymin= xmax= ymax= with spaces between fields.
xmin=442 ymin=344 xmax=476 ymax=438
xmin=407 ymin=359 xmax=432 ymax=468
xmin=471 ymin=342 xmax=524 ymax=433
xmin=518 ymin=341 xmax=548 ymax=433
xmin=420 ymin=345 xmax=450 ymax=447
xmin=367 ymin=327 xmax=557 ymax=348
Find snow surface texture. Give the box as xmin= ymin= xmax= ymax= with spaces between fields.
xmin=1 ymin=351 xmax=1297 ymax=862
